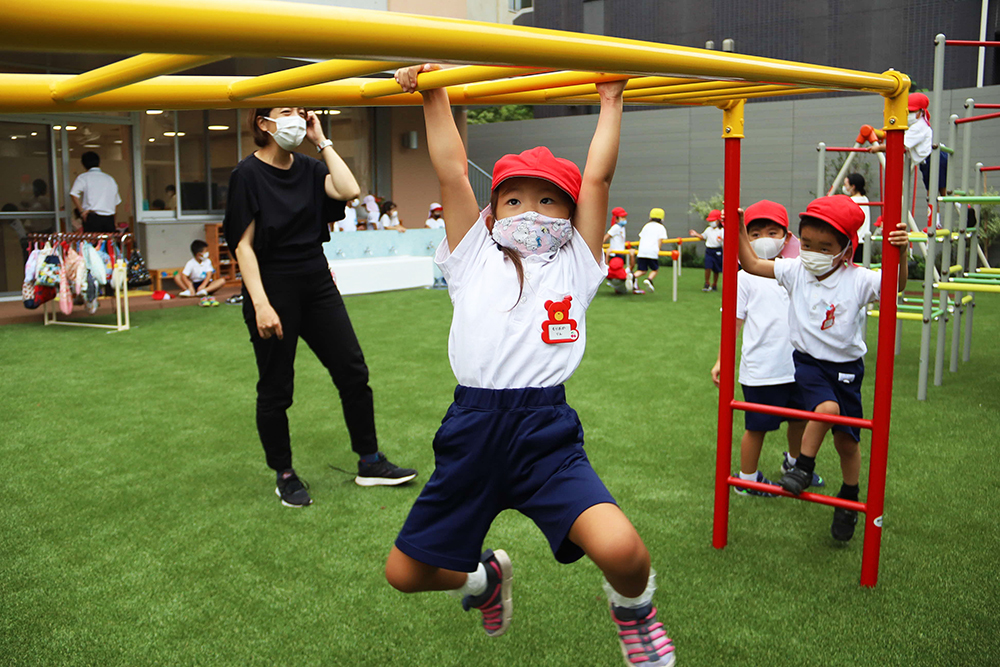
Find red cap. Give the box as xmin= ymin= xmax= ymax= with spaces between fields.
xmin=799 ymin=195 xmax=865 ymax=256
xmin=706 ymin=209 xmax=723 ymax=222
xmin=908 ymin=92 xmax=929 ymax=111
xmin=611 ymin=206 xmax=628 ymax=218
xmin=744 ymin=200 xmax=789 ymax=230
xmin=492 ymin=146 xmax=582 ymax=203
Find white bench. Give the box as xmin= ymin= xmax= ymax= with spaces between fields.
xmin=329 ymin=255 xmax=434 ymax=295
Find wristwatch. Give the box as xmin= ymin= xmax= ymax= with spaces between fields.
xmin=316 ymin=139 xmax=333 ymax=153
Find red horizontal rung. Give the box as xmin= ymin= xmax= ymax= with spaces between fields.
xmin=731 ymin=400 xmax=874 ymax=430
xmin=727 ymin=476 xmax=868 ymax=512
xmin=945 ymin=39 xmax=1000 ymax=47
xmin=979 ymin=166 xmax=1000 ymax=172
xmin=954 ymin=111 xmax=1000 ymax=125
xmin=974 ymin=103 xmax=1000 ymax=109
xmin=856 ymin=201 xmax=883 ymax=206
xmin=822 ymin=147 xmax=871 ymax=152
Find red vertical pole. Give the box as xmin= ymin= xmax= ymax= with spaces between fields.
xmin=713 ymin=101 xmax=744 ymax=549
xmin=861 ymin=105 xmax=904 ymax=587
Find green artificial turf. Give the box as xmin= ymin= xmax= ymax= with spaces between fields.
xmin=1 ymin=270 xmax=998 ymax=666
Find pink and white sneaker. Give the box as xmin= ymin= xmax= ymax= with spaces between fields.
xmin=610 ymin=603 xmax=675 ymax=666
xmin=461 ymin=549 xmax=512 ymax=637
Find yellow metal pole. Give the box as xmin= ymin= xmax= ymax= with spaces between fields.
xmin=544 ymin=76 xmax=703 ymax=99
xmin=360 ymin=65 xmax=550 ymax=98
xmin=639 ymin=87 xmax=827 ymax=106
xmin=0 ymin=0 xmax=904 ymax=94
xmin=50 ymin=53 xmax=225 ymax=102
xmin=623 ymin=80 xmax=775 ymax=100
xmin=462 ymin=71 xmax=632 ymax=99
xmin=229 ymin=59 xmax=409 ymax=100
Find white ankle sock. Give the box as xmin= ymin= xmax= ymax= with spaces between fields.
xmin=739 ymin=470 xmax=759 ymax=482
xmin=786 ymin=453 xmax=797 ymax=466
xmin=447 ymin=562 xmax=487 ymax=599
xmin=603 ymin=570 xmax=656 ymax=609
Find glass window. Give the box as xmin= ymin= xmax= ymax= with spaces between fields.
xmin=141 ymin=110 xmax=177 ymax=215
xmin=207 ymin=109 xmax=239 ymax=212
xmin=178 ymin=110 xmax=208 ymax=214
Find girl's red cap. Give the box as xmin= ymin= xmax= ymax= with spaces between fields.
xmin=492 ymin=146 xmax=582 ymax=203
xmin=744 ymin=200 xmax=789 ymax=229
xmin=612 ymin=206 xmax=628 ymax=218
xmin=706 ymin=209 xmax=723 ymax=222
xmin=800 ymin=195 xmax=865 ymax=256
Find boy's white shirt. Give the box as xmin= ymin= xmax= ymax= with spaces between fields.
xmin=607 ymin=224 xmax=626 ymax=251
xmin=426 ymin=217 xmax=446 ymax=229
xmin=904 ymin=117 xmax=933 ymax=163
xmin=736 ymin=270 xmax=796 ymax=386
xmin=636 ymin=221 xmax=668 ymax=259
xmin=773 ymin=257 xmax=882 ymax=363
xmin=183 ymin=257 xmax=214 ymax=281
xmin=702 ymin=226 xmax=724 ymax=248
xmin=436 ymin=208 xmax=606 ymax=389
xmin=851 ymin=194 xmax=871 ymax=243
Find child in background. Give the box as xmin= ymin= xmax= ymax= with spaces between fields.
xmin=603 ymin=205 xmax=629 ymax=260
xmin=362 ymin=194 xmax=380 ymax=229
xmin=690 ymin=209 xmax=723 ymax=292
xmin=710 ymin=200 xmax=824 ymax=496
xmin=177 ymin=240 xmax=225 ymax=302
xmin=737 ymin=195 xmax=909 ymax=541
xmin=380 ymin=200 xmax=407 ymax=232
xmin=842 ymin=174 xmax=870 ymax=262
xmin=633 ymin=208 xmax=668 ymax=293
xmin=387 ymin=63 xmax=674 ymax=667
xmin=425 ymin=202 xmax=446 ymax=229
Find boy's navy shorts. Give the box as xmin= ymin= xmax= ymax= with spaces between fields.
xmin=636 ymin=257 xmax=659 ymax=272
xmin=704 ymin=247 xmax=723 ymax=273
xmin=740 ymin=382 xmax=806 ymax=432
xmin=395 ymin=385 xmax=617 ymax=573
xmin=792 ymin=350 xmax=865 ymax=442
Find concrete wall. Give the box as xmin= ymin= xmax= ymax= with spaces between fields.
xmin=467 ymin=85 xmax=1000 ymax=246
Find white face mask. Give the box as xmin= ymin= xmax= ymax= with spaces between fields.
xmin=617 ymin=218 xmax=627 ymax=226
xmin=800 ymin=247 xmax=847 ymax=276
xmin=907 ymin=111 xmax=919 ymax=125
xmin=841 ymin=185 xmax=852 ymax=196
xmin=390 ymin=211 xmax=398 ymax=220
xmin=710 ymin=221 xmax=719 ymax=228
xmin=750 ymin=236 xmax=784 ymax=260
xmin=264 ymin=115 xmax=307 ymax=151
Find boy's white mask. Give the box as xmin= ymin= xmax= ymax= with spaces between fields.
xmin=800 ymin=247 xmax=847 ymax=276
xmin=750 ymin=236 xmax=784 ymax=260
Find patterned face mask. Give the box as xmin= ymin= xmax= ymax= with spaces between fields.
xmin=491 ymin=210 xmax=574 ymax=259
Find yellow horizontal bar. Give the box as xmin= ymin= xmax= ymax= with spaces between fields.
xmin=642 ymin=86 xmax=827 ymax=106
xmin=51 ymin=53 xmax=224 ymax=102
xmin=868 ymin=311 xmax=925 ymax=321
xmin=624 ymin=80 xmax=773 ymax=100
xmin=361 ymin=65 xmax=549 ymax=98
xmin=229 ymin=59 xmax=409 ymax=100
xmin=462 ymin=71 xmax=632 ymax=99
xmin=962 ymin=295 xmax=975 ymax=304
xmin=949 ymin=264 xmax=964 ymax=275
xmin=0 ymin=0 xmax=904 ymax=95
xmin=545 ymin=76 xmax=703 ymax=99
xmin=935 ymin=282 xmax=1000 ymax=293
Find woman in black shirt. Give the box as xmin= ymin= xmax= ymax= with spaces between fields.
xmin=225 ymin=107 xmax=416 ymax=507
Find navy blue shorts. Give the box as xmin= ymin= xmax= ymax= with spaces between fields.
xmin=395 ymin=385 xmax=617 ymax=573
xmin=740 ymin=382 xmax=806 ymax=432
xmin=792 ymin=351 xmax=865 ymax=442
xmin=704 ymin=247 xmax=723 ymax=273
xmin=919 ymin=151 xmax=948 ymax=193
xmin=636 ymin=257 xmax=659 ymax=272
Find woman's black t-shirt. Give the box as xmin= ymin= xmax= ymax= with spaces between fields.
xmin=223 ymin=152 xmax=346 ymax=274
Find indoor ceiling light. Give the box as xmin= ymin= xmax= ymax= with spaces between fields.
xmin=146 ymin=110 xmax=164 ymax=115
xmin=53 ymin=125 xmax=62 ymax=130
xmin=148 ymin=138 xmax=155 ymax=142
xmin=30 ymin=132 xmax=38 ymax=136
xmin=83 ymin=143 xmax=100 ymax=148
xmin=207 ymin=125 xmax=229 ymax=131
xmin=65 ymin=125 xmax=77 ymax=130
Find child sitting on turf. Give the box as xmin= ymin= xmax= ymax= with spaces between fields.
xmin=177 ymin=240 xmax=225 ymax=299
xmin=737 ymin=195 xmax=909 ymax=541
xmin=386 ymin=64 xmax=674 ymax=667
xmin=690 ymin=209 xmax=723 ymax=292
xmin=710 ymin=200 xmax=824 ymax=497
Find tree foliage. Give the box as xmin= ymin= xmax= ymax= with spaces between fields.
xmin=467 ymin=105 xmax=534 ymax=124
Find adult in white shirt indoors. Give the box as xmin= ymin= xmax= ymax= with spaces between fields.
xmin=842 ymin=173 xmax=870 ymax=262
xmin=70 ymin=152 xmax=121 ymax=233
xmin=425 ymin=202 xmax=445 ymax=229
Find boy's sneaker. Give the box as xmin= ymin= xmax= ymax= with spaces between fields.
xmin=702 ymin=284 xmax=711 ymax=292
xmin=643 ymin=278 xmax=655 ymax=292
xmin=610 ymin=602 xmax=675 ymax=666
xmin=275 ymin=469 xmax=312 ymax=507
xmin=734 ymin=472 xmax=779 ymax=498
xmin=778 ymin=466 xmax=812 ymax=495
xmin=710 ymin=285 xmax=718 ymax=291
xmin=781 ymin=453 xmax=826 ymax=487
xmin=355 ymin=453 xmax=417 ymax=487
xmin=225 ymin=294 xmax=243 ymax=304
xmin=196 ymin=289 xmax=209 ymax=297
xmin=831 ymin=507 xmax=859 ymax=541
xmin=178 ymin=289 xmax=193 ymax=297
xmin=461 ymin=549 xmax=512 ymax=638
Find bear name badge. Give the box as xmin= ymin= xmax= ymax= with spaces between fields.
xmin=541 ymin=296 xmax=579 ymax=344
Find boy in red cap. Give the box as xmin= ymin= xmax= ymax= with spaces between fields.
xmin=710 ymin=200 xmax=823 ymax=497
xmin=737 ymin=195 xmax=909 ymax=541
xmin=690 ymin=209 xmax=724 ymax=291
xmin=870 ymin=91 xmax=948 ymax=205
xmin=604 ymin=206 xmax=634 ymax=283
xmin=387 ymin=65 xmax=674 ymax=666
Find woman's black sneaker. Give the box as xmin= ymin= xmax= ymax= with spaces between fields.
xmin=275 ymin=469 xmax=312 ymax=507
xmin=831 ymin=507 xmax=858 ymax=541
xmin=356 ymin=453 xmax=417 ymax=487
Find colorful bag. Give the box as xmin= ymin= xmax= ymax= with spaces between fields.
xmin=127 ymin=248 xmax=152 ymax=287
xmin=31 ymin=284 xmax=56 ymax=308
xmin=23 ymin=244 xmax=40 ymax=284
xmin=58 ymin=248 xmax=73 ymax=315
xmin=36 ymin=244 xmax=61 ymax=287
xmin=83 ymin=242 xmax=107 ymax=286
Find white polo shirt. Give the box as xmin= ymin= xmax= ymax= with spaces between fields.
xmin=437 ymin=209 xmax=606 ymax=389
xmin=773 ymin=257 xmax=882 ymax=363
xmin=904 ymin=117 xmax=933 ymax=163
xmin=703 ymin=226 xmax=724 ymax=248
xmin=851 ymin=195 xmax=871 ymax=243
xmin=336 ymin=206 xmax=357 ymax=232
xmin=183 ymin=257 xmax=214 ymax=282
xmin=69 ymin=168 xmax=121 ymax=216
xmin=607 ymin=223 xmax=626 ymax=252
xmin=637 ymin=221 xmax=668 ymax=259
xmin=736 ymin=270 xmax=795 ymax=386
xmin=425 ymin=217 xmax=445 ymax=229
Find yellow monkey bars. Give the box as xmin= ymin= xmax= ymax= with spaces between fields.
xmin=0 ymin=0 xmax=906 ymax=114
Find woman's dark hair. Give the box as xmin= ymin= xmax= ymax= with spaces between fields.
xmin=249 ymin=108 xmax=274 ymax=148
xmin=799 ymin=216 xmax=850 ymax=252
xmin=379 ymin=200 xmax=396 ymax=217
xmin=846 ymin=172 xmax=866 ymax=197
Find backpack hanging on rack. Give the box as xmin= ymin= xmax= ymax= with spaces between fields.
xmin=127 ymin=247 xmax=152 ymax=287
xmin=58 ymin=247 xmax=73 ymax=316
xmin=83 ymin=242 xmax=107 ymax=286
xmin=36 ymin=243 xmax=61 ymax=287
